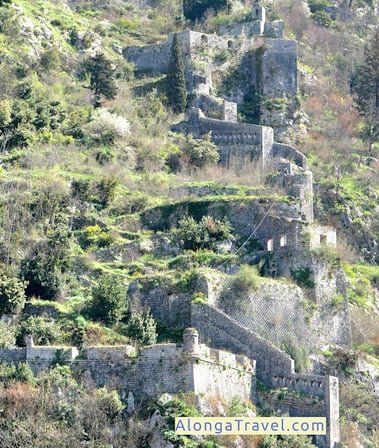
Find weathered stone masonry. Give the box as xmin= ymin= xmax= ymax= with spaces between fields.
xmin=0 ymin=331 xmax=254 ymax=404
xmin=0 ymin=325 xmax=339 ymax=448
xmin=191 ymin=305 xmax=340 ymax=448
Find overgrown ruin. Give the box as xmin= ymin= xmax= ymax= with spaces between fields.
xmin=0 ymin=2 xmax=355 ymax=447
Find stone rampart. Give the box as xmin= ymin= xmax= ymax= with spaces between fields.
xmin=273 ymin=143 xmax=307 ymax=168
xmin=272 ymin=373 xmax=326 ymax=397
xmin=191 ymin=304 xmax=340 ymax=447
xmin=0 ymin=339 xmax=254 ymax=403
xmin=26 ymin=346 xmax=79 ymax=362
xmin=188 ymin=108 xmax=274 ymax=170
xmin=0 ymin=348 xmax=26 ymax=362
xmin=191 ymin=303 xmax=295 ymax=384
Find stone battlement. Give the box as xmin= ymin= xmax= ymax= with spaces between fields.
xmin=0 ymin=332 xmax=254 ymax=403
xmin=0 ymin=325 xmax=339 ymax=447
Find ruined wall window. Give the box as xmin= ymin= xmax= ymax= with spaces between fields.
xmin=255 ymin=9 xmax=259 ymax=16
xmin=267 ymin=239 xmax=273 ymax=252
xmin=228 ymin=40 xmax=233 ymax=49
xmin=280 ymin=235 xmax=287 ymax=247
xmin=201 ymin=35 xmax=208 ymax=45
xmin=320 ymin=234 xmax=327 ymax=245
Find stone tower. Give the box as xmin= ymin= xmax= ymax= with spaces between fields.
xmin=183 ymin=327 xmax=199 ymax=354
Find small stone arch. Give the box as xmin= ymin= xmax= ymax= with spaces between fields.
xmin=201 ymin=34 xmax=208 ymax=45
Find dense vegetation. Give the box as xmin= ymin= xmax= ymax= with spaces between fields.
xmin=0 ymin=0 xmax=377 ymax=446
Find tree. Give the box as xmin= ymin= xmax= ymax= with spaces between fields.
xmin=84 ymin=53 xmax=118 ymax=107
xmin=351 ymin=29 xmax=379 ymax=153
xmin=0 ymin=0 xmax=12 ymax=6
xmin=166 ymin=34 xmax=187 ymax=114
xmin=91 ymin=274 xmax=127 ymax=325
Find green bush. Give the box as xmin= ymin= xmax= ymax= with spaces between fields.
xmin=0 ymin=270 xmax=27 ymax=315
xmin=21 ymin=256 xmax=62 ymax=300
xmin=127 ymin=309 xmax=157 ymax=345
xmin=96 ymin=177 xmax=118 ymax=208
xmin=312 ymin=245 xmax=339 ymax=265
xmin=14 ymin=362 xmax=35 ymax=385
xmin=91 ymin=274 xmax=127 ymax=325
xmin=174 ymin=215 xmax=232 ymax=251
xmin=16 ymin=316 xmax=61 ymax=346
xmin=330 ymin=348 xmax=358 ymax=375
xmin=71 ymin=177 xmax=118 ymax=209
xmin=183 ymin=0 xmax=230 ymax=21
xmin=0 ymin=362 xmax=34 ymax=386
xmin=311 ymin=10 xmax=334 ymax=27
xmin=0 ymin=322 xmax=16 ymax=348
xmin=182 ymin=133 xmax=220 ymax=168
xmin=97 ymin=388 xmax=124 ymax=419
xmin=79 ymin=225 xmax=114 ymax=249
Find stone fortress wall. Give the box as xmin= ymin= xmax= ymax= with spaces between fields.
xmin=0 ymin=329 xmax=254 ymax=403
xmin=0 ymin=326 xmax=339 ymax=448
xmin=0 ymin=3 xmax=347 ymax=448
xmin=191 ymin=305 xmax=340 ymax=448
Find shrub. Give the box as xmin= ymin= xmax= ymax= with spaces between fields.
xmin=79 ymin=225 xmax=114 ymax=249
xmin=91 ymin=274 xmax=127 ymax=325
xmin=330 ymin=348 xmax=358 ymax=375
xmin=21 ymin=256 xmax=61 ymax=300
xmin=0 ymin=270 xmax=27 ymax=315
xmin=219 ymin=265 xmax=260 ymax=313
xmin=71 ymin=177 xmax=118 ymax=209
xmin=94 ymin=145 xmax=115 ymax=165
xmin=96 ymin=176 xmax=118 ymax=208
xmin=16 ymin=316 xmax=61 ymax=346
xmin=182 ymin=133 xmax=219 ymax=168
xmin=174 ymin=215 xmax=232 ymax=251
xmin=14 ymin=362 xmax=35 ymax=385
xmin=312 ymin=245 xmax=339 ymax=265
xmin=83 ymin=109 xmax=130 ymax=145
xmin=96 ymin=388 xmax=124 ymax=419
xmin=0 ymin=322 xmax=15 ymax=348
xmin=191 ymin=291 xmax=207 ymax=304
xmin=127 ymin=309 xmax=157 ymax=345
xmin=39 ymin=47 xmax=60 ymax=71
xmin=311 ymin=10 xmax=334 ymax=27
xmin=183 ymin=0 xmax=230 ymax=21
xmin=0 ymin=362 xmax=34 ymax=386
